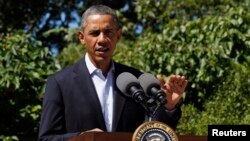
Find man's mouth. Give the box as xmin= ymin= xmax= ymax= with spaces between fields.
xmin=95 ymin=46 xmax=109 ymax=52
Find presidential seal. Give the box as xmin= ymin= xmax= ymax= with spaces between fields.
xmin=132 ymin=121 xmax=178 ymax=141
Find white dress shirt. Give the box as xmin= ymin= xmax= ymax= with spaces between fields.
xmin=85 ymin=53 xmax=114 ymax=132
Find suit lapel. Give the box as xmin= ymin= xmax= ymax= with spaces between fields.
xmin=73 ymin=57 xmax=107 ymax=131
xmin=112 ymin=88 xmax=126 ymax=131
xmin=111 ymin=63 xmax=127 ymax=131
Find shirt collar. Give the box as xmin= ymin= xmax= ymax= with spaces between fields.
xmin=85 ymin=53 xmax=115 ymax=75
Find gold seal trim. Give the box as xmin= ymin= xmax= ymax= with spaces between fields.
xmin=132 ymin=121 xmax=178 ymax=141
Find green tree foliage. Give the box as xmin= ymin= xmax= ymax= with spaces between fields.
xmin=0 ymin=0 xmax=131 ymax=53
xmin=178 ymin=62 xmax=250 ymax=135
xmin=0 ymin=31 xmax=59 ymax=140
xmin=53 ymin=28 xmax=86 ymax=67
xmin=134 ymin=0 xmax=250 ymax=32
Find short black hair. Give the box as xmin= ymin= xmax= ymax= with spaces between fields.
xmin=80 ymin=5 xmax=121 ymax=31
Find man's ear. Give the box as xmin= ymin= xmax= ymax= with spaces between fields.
xmin=116 ymin=29 xmax=122 ymax=41
xmin=78 ymin=31 xmax=85 ymax=44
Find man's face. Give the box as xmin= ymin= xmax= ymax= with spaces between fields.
xmin=78 ymin=14 xmax=121 ymax=66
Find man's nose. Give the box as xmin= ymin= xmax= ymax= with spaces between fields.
xmin=97 ymin=33 xmax=107 ymax=44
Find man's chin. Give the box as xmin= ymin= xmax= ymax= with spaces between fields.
xmin=95 ymin=55 xmax=111 ymax=62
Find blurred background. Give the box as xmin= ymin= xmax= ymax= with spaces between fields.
xmin=0 ymin=0 xmax=250 ymax=140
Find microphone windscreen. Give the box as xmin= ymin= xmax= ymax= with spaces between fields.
xmin=138 ymin=73 xmax=161 ymax=95
xmin=116 ymin=72 xmax=140 ymax=97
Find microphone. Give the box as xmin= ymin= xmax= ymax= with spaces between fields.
xmin=138 ymin=73 xmax=167 ymax=106
xmin=116 ymin=72 xmax=146 ymax=104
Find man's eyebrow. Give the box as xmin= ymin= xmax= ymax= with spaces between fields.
xmin=88 ymin=26 xmax=114 ymax=31
xmin=102 ymin=26 xmax=115 ymax=31
xmin=87 ymin=28 xmax=100 ymax=34
xmin=88 ymin=28 xmax=99 ymax=32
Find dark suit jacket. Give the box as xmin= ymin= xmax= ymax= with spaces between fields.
xmin=38 ymin=57 xmax=181 ymax=141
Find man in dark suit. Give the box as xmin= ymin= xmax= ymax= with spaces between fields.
xmin=38 ymin=5 xmax=188 ymax=141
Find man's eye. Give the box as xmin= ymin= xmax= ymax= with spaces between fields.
xmin=105 ymin=31 xmax=113 ymax=36
xmin=90 ymin=31 xmax=100 ymax=36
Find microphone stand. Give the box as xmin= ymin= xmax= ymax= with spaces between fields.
xmin=144 ymin=98 xmax=166 ymax=122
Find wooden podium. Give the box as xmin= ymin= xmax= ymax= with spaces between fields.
xmin=69 ymin=132 xmax=207 ymax=141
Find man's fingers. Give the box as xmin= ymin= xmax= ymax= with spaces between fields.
xmin=165 ymin=84 xmax=172 ymax=95
xmin=168 ymin=81 xmax=183 ymax=94
xmin=181 ymin=79 xmax=188 ymax=89
xmin=157 ymin=74 xmax=165 ymax=88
